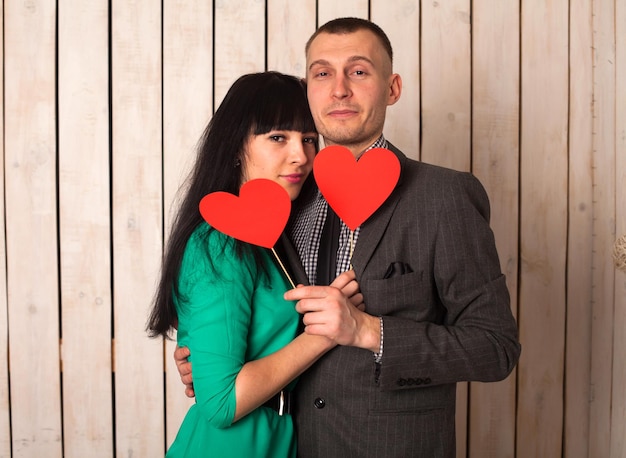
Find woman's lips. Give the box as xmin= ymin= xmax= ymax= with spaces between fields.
xmin=283 ymin=173 xmax=305 ymax=184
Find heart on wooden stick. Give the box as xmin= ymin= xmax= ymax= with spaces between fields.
xmin=199 ymin=178 xmax=291 ymax=249
xmin=314 ymin=145 xmax=400 ymax=230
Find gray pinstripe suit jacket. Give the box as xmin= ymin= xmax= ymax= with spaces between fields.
xmin=279 ymin=144 xmax=521 ymax=458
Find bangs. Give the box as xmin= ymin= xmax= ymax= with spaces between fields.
xmin=250 ymin=79 xmax=316 ymax=135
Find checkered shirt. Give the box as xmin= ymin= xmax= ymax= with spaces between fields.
xmin=290 ymin=135 xmax=388 ymax=284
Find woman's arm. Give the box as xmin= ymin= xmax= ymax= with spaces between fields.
xmin=174 ymin=269 xmax=361 ymax=421
xmin=232 ymin=269 xmax=359 ymax=421
xmin=233 ymin=332 xmax=332 ymax=421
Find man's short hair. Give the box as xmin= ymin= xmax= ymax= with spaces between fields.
xmin=305 ymin=17 xmax=394 ymax=63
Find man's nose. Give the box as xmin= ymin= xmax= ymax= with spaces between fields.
xmin=331 ymin=75 xmax=350 ymax=98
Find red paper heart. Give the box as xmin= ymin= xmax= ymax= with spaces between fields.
xmin=314 ymin=146 xmax=400 ymax=230
xmin=199 ymin=179 xmax=291 ymax=248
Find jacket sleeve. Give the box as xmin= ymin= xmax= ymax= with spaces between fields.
xmin=372 ymin=171 xmax=521 ymax=390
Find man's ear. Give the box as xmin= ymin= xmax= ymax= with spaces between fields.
xmin=387 ymin=73 xmax=402 ymax=106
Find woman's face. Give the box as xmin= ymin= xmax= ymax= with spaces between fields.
xmin=242 ymin=130 xmax=317 ymax=200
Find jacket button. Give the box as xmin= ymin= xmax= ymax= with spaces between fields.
xmin=397 ymin=378 xmax=406 ymax=386
xmin=314 ymin=397 xmax=325 ymax=409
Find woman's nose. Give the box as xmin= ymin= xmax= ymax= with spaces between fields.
xmin=290 ymin=140 xmax=310 ymax=164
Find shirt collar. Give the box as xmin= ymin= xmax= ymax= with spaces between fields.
xmin=370 ymin=134 xmax=387 ymax=150
xmin=358 ymin=134 xmax=388 ymax=158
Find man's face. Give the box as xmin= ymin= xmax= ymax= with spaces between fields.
xmin=305 ymin=29 xmax=401 ymax=157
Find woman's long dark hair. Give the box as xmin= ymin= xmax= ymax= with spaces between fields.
xmin=147 ymin=71 xmax=317 ymax=338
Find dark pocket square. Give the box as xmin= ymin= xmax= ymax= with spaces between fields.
xmin=383 ymin=262 xmax=414 ymax=279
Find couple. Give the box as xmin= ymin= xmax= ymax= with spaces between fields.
xmin=148 ymin=17 xmax=521 ymax=458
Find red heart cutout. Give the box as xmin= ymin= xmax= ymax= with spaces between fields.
xmin=314 ymin=146 xmax=400 ymax=231
xmin=199 ymin=179 xmax=291 ymax=248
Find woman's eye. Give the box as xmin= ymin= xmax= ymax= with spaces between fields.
xmin=269 ymin=135 xmax=285 ymax=142
xmin=303 ymin=137 xmax=317 ymax=144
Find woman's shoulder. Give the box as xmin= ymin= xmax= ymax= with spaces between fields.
xmin=181 ymin=223 xmax=264 ymax=281
xmin=187 ymin=223 xmax=233 ymax=254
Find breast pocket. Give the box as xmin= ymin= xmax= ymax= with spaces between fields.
xmin=364 ymin=270 xmax=427 ymax=317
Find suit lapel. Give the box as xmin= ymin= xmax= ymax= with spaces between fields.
xmin=280 ymin=144 xmax=408 ymax=283
xmin=351 ymin=144 xmax=407 ymax=276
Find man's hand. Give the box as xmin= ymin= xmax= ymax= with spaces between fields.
xmin=284 ymin=270 xmax=379 ymax=352
xmin=174 ymin=345 xmax=195 ymax=398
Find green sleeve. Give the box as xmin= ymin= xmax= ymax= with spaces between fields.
xmin=175 ymin=225 xmax=258 ymax=429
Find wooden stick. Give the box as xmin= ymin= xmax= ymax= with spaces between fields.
xmin=271 ymin=248 xmax=296 ymax=289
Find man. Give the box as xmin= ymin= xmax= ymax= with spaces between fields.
xmin=176 ymin=17 xmax=521 ymax=457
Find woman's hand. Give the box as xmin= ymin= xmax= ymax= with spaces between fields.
xmin=331 ymin=270 xmax=365 ymax=311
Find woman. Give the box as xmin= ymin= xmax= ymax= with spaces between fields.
xmin=147 ymin=71 xmax=358 ymax=457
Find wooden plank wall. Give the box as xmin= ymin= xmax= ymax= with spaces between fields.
xmin=0 ymin=3 xmax=8 ymax=457
xmin=613 ymin=2 xmax=626 ymax=456
xmin=59 ymin=1 xmax=112 ymax=457
xmin=0 ymin=1 xmax=624 ymax=457
xmin=5 ymin=2 xmax=62 ymax=457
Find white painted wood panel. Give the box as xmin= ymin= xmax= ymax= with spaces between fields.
xmin=471 ymin=1 xmax=520 ymax=456
xmin=162 ymin=0 xmax=214 ymax=448
xmin=268 ymin=0 xmax=316 ymax=77
xmin=517 ymin=1 xmax=569 ymax=456
xmin=371 ymin=0 xmax=421 ymax=159
xmin=111 ymin=0 xmax=164 ymax=455
xmin=4 ymin=1 xmax=63 ymax=456
xmin=420 ymin=0 xmax=471 ymax=172
xmin=318 ymin=0 xmax=368 ymax=26
xmin=0 ymin=3 xmax=9 ymax=456
xmin=565 ymin=0 xmax=595 ymax=456
xmin=610 ymin=3 xmax=626 ymax=456
xmin=589 ymin=0 xmax=618 ymax=457
xmin=58 ymin=1 xmax=113 ymax=456
xmin=420 ymin=3 xmax=472 ymax=456
xmin=214 ymin=0 xmax=266 ymax=106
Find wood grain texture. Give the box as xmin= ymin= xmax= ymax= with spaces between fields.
xmin=111 ymin=0 xmax=164 ymax=455
xmin=268 ymin=0 xmax=316 ymax=76
xmin=420 ymin=0 xmax=471 ymax=172
xmin=4 ymin=1 xmax=63 ymax=456
xmin=610 ymin=2 xmax=626 ymax=456
xmin=470 ymin=1 xmax=520 ymax=456
xmin=420 ymin=3 xmax=472 ymax=456
xmin=214 ymin=0 xmax=265 ymax=106
xmin=589 ymin=0 xmax=617 ymax=456
xmin=58 ymin=1 xmax=113 ymax=456
xmin=372 ymin=0 xmax=421 ymax=159
xmin=318 ymin=0 xmax=368 ymax=26
xmin=162 ymin=0 xmax=214 ymax=447
xmin=0 ymin=3 xmax=9 ymax=456
xmin=565 ymin=0 xmax=595 ymax=456
xmin=518 ymin=1 xmax=569 ymax=456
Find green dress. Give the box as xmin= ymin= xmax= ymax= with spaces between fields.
xmin=166 ymin=224 xmax=299 ymax=458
